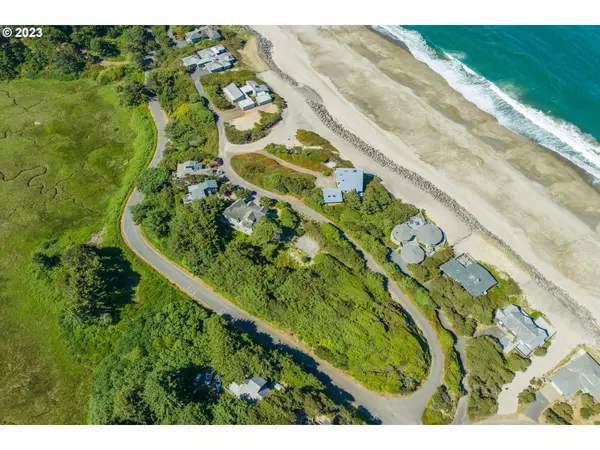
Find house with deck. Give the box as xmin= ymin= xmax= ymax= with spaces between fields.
xmin=494 ymin=304 xmax=553 ymax=357
xmin=222 ymin=198 xmax=268 ymax=234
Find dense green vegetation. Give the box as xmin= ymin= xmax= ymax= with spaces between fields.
xmin=163 ymin=101 xmax=219 ymax=168
xmin=407 ymin=246 xmax=454 ymax=284
xmin=230 ymin=152 xmax=464 ymax=422
xmin=134 ymin=174 xmax=431 ymax=393
xmin=137 ymin=168 xmax=171 ymax=195
xmin=89 ymin=288 xmax=363 ymax=425
xmin=0 ymin=78 xmax=155 ymax=423
xmin=466 ymin=336 xmax=530 ymax=421
xmin=231 ymin=153 xmax=317 ymax=197
xmin=1 ymin=26 xmax=151 ymax=81
xmin=264 ymin=130 xmax=353 ymax=175
xmin=544 ymin=402 xmax=574 ymax=425
xmin=518 ymin=386 xmax=537 ymax=405
xmin=580 ymin=393 xmax=600 ymax=420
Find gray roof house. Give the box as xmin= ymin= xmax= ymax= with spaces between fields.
xmin=255 ymin=91 xmax=273 ymax=106
xmin=195 ymin=46 xmax=235 ymax=73
xmin=223 ymin=198 xmax=268 ymax=235
xmin=552 ymin=350 xmax=600 ymax=401
xmin=228 ymin=376 xmax=272 ymax=402
xmin=185 ymin=26 xmax=223 ymax=44
xmin=185 ymin=29 xmax=203 ymax=44
xmin=199 ymin=25 xmax=222 ymax=41
xmin=181 ymin=54 xmax=202 ymax=67
xmin=223 ymin=83 xmax=245 ymax=103
xmin=417 ymin=223 xmax=444 ymax=247
xmin=391 ymin=223 xmax=416 ymax=245
xmin=322 ymin=188 xmax=343 ymax=205
xmin=183 ymin=179 xmax=218 ymax=204
xmin=176 ymin=160 xmax=204 ymax=178
xmin=335 ymin=168 xmax=364 ymax=194
xmin=245 ymin=80 xmax=270 ymax=95
xmin=494 ymin=304 xmax=551 ymax=357
xmin=400 ymin=244 xmax=426 ymax=264
xmin=238 ymin=97 xmax=256 ymax=111
xmin=440 ymin=253 xmax=498 ymax=296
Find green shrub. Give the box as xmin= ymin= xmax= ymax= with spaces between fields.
xmin=544 ymin=402 xmax=573 ymax=425
xmin=98 ymin=65 xmax=126 ymax=84
xmin=518 ymin=386 xmax=536 ymax=405
xmin=137 ymin=167 xmax=171 ymax=195
xmin=230 ymin=153 xmax=316 ymax=197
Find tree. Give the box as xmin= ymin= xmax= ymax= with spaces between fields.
xmin=118 ymin=79 xmax=148 ymax=107
xmin=544 ymin=402 xmax=573 ymax=425
xmin=62 ymin=244 xmax=109 ymax=319
xmin=259 ymin=197 xmax=277 ymax=209
xmin=219 ymin=182 xmax=234 ymax=197
xmin=52 ymin=43 xmax=85 ymax=75
xmin=167 ymin=196 xmax=224 ymax=274
xmin=137 ymin=168 xmax=170 ymax=195
xmin=236 ymin=188 xmax=252 ymax=200
xmin=0 ymin=42 xmax=19 ymax=81
xmin=90 ymin=38 xmax=117 ymax=58
xmin=251 ymin=217 xmax=282 ymax=247
xmin=518 ymin=386 xmax=536 ymax=405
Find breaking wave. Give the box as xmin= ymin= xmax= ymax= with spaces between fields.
xmin=373 ymin=25 xmax=600 ymax=182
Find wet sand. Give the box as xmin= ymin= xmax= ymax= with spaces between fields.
xmin=253 ymin=25 xmax=600 ymax=354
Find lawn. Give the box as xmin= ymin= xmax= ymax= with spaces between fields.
xmin=0 ymin=79 xmax=155 ymax=424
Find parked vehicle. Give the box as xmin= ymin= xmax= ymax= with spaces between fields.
xmin=204 ymin=370 xmax=213 ymax=385
xmin=214 ymin=375 xmax=222 ymax=391
xmin=215 ymin=157 xmax=223 ymax=166
xmin=193 ymin=373 xmax=202 ymax=388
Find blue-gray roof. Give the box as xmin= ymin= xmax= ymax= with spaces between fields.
xmin=495 ymin=304 xmax=548 ymax=356
xmin=186 ymin=180 xmax=218 ymax=202
xmin=552 ymin=351 xmax=600 ymax=400
xmin=322 ymin=188 xmax=343 ymax=204
xmin=440 ymin=253 xmax=497 ymax=296
xmin=335 ymin=168 xmax=364 ymax=194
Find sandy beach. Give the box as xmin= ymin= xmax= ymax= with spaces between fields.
xmin=249 ymin=25 xmax=600 ymax=412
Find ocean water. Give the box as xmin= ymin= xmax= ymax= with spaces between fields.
xmin=373 ymin=25 xmax=600 ymax=182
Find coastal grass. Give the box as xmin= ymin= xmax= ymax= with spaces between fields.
xmin=230 ymin=153 xmax=317 ymax=197
xmin=0 ymin=79 xmax=155 ymax=424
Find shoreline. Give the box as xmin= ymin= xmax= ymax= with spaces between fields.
xmin=369 ymin=26 xmax=600 ymax=200
xmin=245 ymin=26 xmax=600 ymax=339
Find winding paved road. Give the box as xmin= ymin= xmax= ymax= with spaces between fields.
xmin=121 ymin=65 xmax=446 ymax=424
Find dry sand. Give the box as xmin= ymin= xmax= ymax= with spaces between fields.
xmin=250 ymin=25 xmax=600 ymax=412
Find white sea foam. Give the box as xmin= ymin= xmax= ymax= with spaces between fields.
xmin=373 ymin=25 xmax=600 ymax=182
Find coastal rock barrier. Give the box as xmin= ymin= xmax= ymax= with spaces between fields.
xmin=245 ymin=26 xmax=600 ymax=336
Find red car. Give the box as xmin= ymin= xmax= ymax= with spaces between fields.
xmin=215 ymin=157 xmax=223 ymax=166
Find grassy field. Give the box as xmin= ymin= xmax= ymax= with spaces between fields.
xmin=0 ymin=79 xmax=155 ymax=424
xmin=230 ymin=153 xmax=316 ymax=197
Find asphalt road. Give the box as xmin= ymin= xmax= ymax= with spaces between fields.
xmin=120 ymin=67 xmax=446 ymax=425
